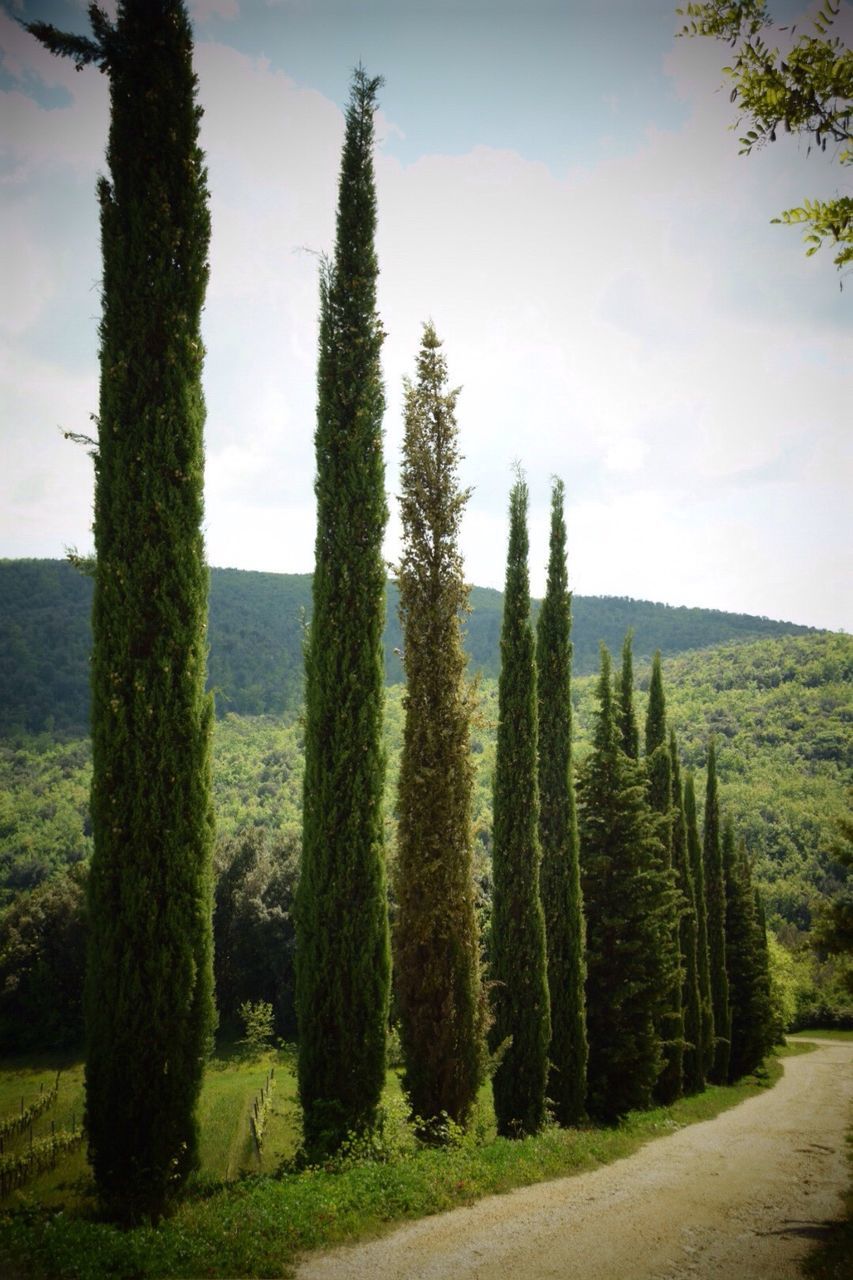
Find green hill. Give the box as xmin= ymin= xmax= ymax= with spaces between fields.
xmin=0 ymin=559 xmax=817 ymax=735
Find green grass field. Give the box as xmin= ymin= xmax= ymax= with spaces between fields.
xmin=0 ymin=1044 xmax=807 ymax=1279
xmin=788 ymin=1028 xmax=853 ymax=1043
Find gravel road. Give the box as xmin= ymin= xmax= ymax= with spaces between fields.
xmin=295 ymin=1038 xmax=852 ymax=1280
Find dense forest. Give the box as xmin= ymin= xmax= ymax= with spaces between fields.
xmin=0 ymin=559 xmax=818 ymax=734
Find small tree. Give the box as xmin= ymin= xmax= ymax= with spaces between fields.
xmin=685 ymin=770 xmax=715 ymax=1078
xmin=296 ymin=67 xmax=390 ymax=1160
xmin=703 ymin=739 xmax=731 ymax=1083
xmin=536 ymin=477 xmax=588 ymax=1126
xmin=394 ymin=322 xmax=487 ymax=1136
xmin=490 ymin=473 xmax=550 ymax=1138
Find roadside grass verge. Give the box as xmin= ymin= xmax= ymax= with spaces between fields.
xmin=0 ymin=1048 xmax=799 ymax=1280
xmin=788 ymin=1029 xmax=853 ymax=1043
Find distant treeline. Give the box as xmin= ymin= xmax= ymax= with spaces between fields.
xmin=0 ymin=558 xmax=817 ymax=734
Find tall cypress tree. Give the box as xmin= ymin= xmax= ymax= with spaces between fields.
xmin=578 ymin=646 xmax=676 ymax=1122
xmin=724 ymin=828 xmax=768 ymax=1081
xmin=684 ymin=771 xmax=715 ymax=1080
xmin=617 ymin=631 xmax=640 ymax=759
xmin=296 ymin=68 xmax=390 ymax=1159
xmin=27 ymin=1 xmax=215 ymax=1222
xmin=671 ymin=733 xmax=703 ymax=1094
xmin=536 ymin=477 xmax=587 ymax=1126
xmin=703 ymin=739 xmax=731 ymax=1084
xmin=490 ymin=474 xmax=550 ymax=1138
xmin=394 ymin=322 xmax=486 ymax=1136
xmin=644 ymin=654 xmax=683 ymax=1103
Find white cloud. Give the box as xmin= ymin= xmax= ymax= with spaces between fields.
xmin=1 ymin=15 xmax=850 ymax=631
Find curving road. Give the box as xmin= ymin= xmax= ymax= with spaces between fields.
xmin=296 ymin=1038 xmax=853 ymax=1280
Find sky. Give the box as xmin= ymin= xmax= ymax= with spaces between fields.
xmin=1 ymin=0 xmax=851 ymax=631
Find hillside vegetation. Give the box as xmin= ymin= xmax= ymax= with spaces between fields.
xmin=2 ymin=632 xmax=848 ymax=933
xmin=0 ymin=559 xmax=817 ymax=734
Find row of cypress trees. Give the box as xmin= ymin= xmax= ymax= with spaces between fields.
xmin=28 ymin=0 xmax=779 ymax=1215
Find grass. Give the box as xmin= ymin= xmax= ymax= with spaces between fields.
xmin=0 ymin=1046 xmax=801 ymax=1280
xmin=788 ymin=1028 xmax=853 ymax=1043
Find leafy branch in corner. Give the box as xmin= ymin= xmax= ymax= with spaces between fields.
xmin=676 ymin=0 xmax=853 ymax=275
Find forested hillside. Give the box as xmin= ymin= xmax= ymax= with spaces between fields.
xmin=3 ymin=632 xmax=848 ymax=924
xmin=0 ymin=559 xmax=817 ymax=734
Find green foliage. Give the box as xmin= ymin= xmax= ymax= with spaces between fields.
xmin=237 ymin=1002 xmax=275 ymax=1060
xmin=490 ymin=475 xmax=550 ymax=1138
xmin=644 ymin=654 xmax=684 ymax=1104
xmin=26 ymin=0 xmax=217 ymax=1223
xmin=536 ymin=477 xmax=588 ymax=1126
xmin=671 ymin=736 xmax=704 ymax=1093
xmin=296 ymin=67 xmax=390 ymax=1160
xmin=213 ymin=829 xmax=299 ymax=1040
xmin=0 ymin=867 xmax=86 ymax=1053
xmin=703 ymin=740 xmax=732 ymax=1082
xmin=677 ymin=0 xmax=853 ymax=272
xmin=578 ymin=647 xmax=677 ymax=1122
xmin=393 ymin=322 xmax=487 ymax=1136
xmin=724 ymin=825 xmax=771 ymax=1079
xmin=617 ymin=631 xmax=640 ymax=758
xmin=0 ymin=559 xmax=819 ymax=735
xmin=684 ymin=770 xmax=716 ymax=1079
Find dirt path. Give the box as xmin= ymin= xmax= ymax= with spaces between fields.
xmin=296 ymin=1039 xmax=853 ymax=1280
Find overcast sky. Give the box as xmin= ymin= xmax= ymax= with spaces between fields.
xmin=2 ymin=0 xmax=851 ymax=630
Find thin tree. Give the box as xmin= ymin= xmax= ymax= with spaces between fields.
xmin=617 ymin=630 xmax=640 ymax=759
xmin=26 ymin=0 xmax=215 ymax=1222
xmin=644 ymin=654 xmax=683 ymax=1103
xmin=725 ymin=827 xmax=769 ymax=1081
xmin=394 ymin=322 xmax=486 ymax=1136
xmin=703 ymin=739 xmax=731 ymax=1083
xmin=578 ymin=646 xmax=676 ymax=1122
xmin=671 ymin=732 xmax=703 ymax=1094
xmin=490 ymin=473 xmax=550 ymax=1137
xmin=536 ymin=477 xmax=588 ymax=1126
xmin=296 ymin=67 xmax=390 ymax=1159
xmin=685 ymin=770 xmax=715 ymax=1080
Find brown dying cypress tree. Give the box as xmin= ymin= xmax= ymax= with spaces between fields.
xmin=394 ymin=322 xmax=487 ymax=1137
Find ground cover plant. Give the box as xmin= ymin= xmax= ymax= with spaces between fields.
xmin=0 ymin=1046 xmax=802 ymax=1279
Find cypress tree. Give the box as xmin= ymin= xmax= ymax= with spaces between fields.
xmin=27 ymin=1 xmax=215 ymax=1222
xmin=394 ymin=322 xmax=486 ymax=1136
xmin=536 ymin=477 xmax=587 ymax=1126
xmin=703 ymin=739 xmax=731 ymax=1084
xmin=724 ymin=828 xmax=768 ymax=1081
xmin=578 ymin=646 xmax=676 ymax=1122
xmin=296 ymin=67 xmax=390 ymax=1159
xmin=644 ymin=654 xmax=683 ymax=1103
xmin=671 ymin=733 xmax=704 ymax=1094
xmin=753 ymin=889 xmax=777 ymax=1054
xmin=684 ymin=771 xmax=715 ymax=1080
xmin=616 ymin=631 xmax=640 ymax=759
xmin=490 ymin=474 xmax=550 ymax=1137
